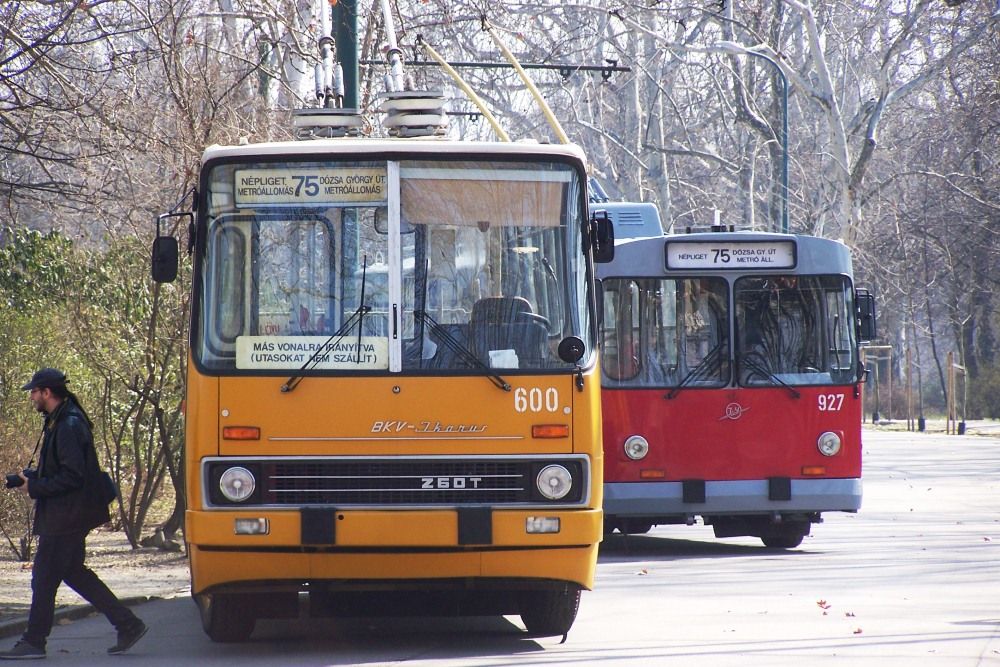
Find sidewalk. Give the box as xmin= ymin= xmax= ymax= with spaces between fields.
xmin=0 ymin=595 xmax=161 ymax=640
xmin=0 ymin=531 xmax=189 ymax=641
xmin=864 ymin=417 xmax=1000 ymax=436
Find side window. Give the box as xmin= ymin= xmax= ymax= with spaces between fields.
xmin=206 ymin=222 xmax=247 ymax=351
xmin=600 ymin=280 xmax=639 ymax=382
xmin=825 ymin=282 xmax=857 ymax=381
xmin=639 ymin=281 xmax=679 ymax=384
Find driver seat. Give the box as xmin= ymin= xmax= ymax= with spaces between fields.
xmin=469 ymin=296 xmax=547 ymax=368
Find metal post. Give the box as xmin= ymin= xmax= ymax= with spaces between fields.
xmin=333 ymin=0 xmax=358 ymax=110
xmin=946 ymin=351 xmax=954 ymax=434
xmin=906 ymin=346 xmax=913 ymax=431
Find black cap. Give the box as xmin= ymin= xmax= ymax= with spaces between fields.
xmin=21 ymin=368 xmax=68 ymax=391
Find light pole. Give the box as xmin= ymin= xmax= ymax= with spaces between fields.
xmin=715 ymin=42 xmax=789 ymax=234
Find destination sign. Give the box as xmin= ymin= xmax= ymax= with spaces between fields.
xmin=665 ymin=240 xmax=796 ymax=270
xmin=235 ymin=335 xmax=389 ymax=370
xmin=234 ymin=167 xmax=387 ymax=207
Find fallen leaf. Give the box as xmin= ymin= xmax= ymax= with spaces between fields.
xmin=817 ymin=600 xmax=831 ymax=610
xmin=853 ymin=628 xmax=863 ymax=634
xmin=636 ymin=569 xmax=648 ymax=576
xmin=846 ymin=612 xmax=856 ymax=617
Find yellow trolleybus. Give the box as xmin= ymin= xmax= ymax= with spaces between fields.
xmin=152 ymin=125 xmax=611 ymax=642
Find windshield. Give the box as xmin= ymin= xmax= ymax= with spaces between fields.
xmin=735 ymin=275 xmax=858 ymax=386
xmin=193 ymin=158 xmax=591 ymax=374
xmin=600 ymin=277 xmax=729 ymax=388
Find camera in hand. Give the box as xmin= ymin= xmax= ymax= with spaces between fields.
xmin=5 ymin=468 xmax=37 ymax=489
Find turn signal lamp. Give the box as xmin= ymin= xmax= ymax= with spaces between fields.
xmin=802 ymin=466 xmax=827 ymax=476
xmin=640 ymin=469 xmax=666 ymax=479
xmin=532 ymin=424 xmax=569 ymax=438
xmin=223 ymin=426 xmax=261 ymax=440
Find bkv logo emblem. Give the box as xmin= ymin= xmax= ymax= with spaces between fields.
xmin=719 ymin=402 xmax=750 ymax=421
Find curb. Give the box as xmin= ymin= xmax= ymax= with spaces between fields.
xmin=0 ymin=596 xmax=159 ymax=640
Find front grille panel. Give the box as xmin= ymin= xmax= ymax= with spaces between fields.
xmin=205 ymin=457 xmax=587 ymax=507
xmin=267 ymin=460 xmax=526 ymax=505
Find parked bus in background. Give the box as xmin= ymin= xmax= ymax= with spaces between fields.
xmin=596 ymin=220 xmax=876 ymax=548
xmin=151 ymin=102 xmax=613 ymax=641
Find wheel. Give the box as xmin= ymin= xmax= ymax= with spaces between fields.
xmin=197 ymin=593 xmax=256 ymax=642
xmin=619 ymin=520 xmax=652 ymax=535
xmin=519 ymin=588 xmax=582 ymax=636
xmin=761 ymin=523 xmax=809 ymax=549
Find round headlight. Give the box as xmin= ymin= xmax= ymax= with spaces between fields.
xmin=219 ymin=466 xmax=255 ymax=502
xmin=624 ymin=435 xmax=650 ymax=461
xmin=817 ymin=432 xmax=842 ymax=457
xmin=536 ymin=464 xmax=573 ymax=500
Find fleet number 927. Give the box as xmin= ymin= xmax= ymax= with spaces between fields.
xmin=818 ymin=394 xmax=845 ymax=411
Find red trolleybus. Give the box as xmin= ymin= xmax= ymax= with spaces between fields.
xmin=596 ymin=227 xmax=876 ymax=547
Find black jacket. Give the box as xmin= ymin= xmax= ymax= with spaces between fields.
xmin=28 ymin=400 xmax=110 ymax=536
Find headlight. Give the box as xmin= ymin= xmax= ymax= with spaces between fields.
xmin=817 ymin=432 xmax=842 ymax=457
xmin=624 ymin=435 xmax=649 ymax=460
xmin=219 ymin=466 xmax=256 ymax=502
xmin=536 ymin=464 xmax=573 ymax=500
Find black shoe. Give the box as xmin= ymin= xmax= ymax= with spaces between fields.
xmin=0 ymin=641 xmax=45 ymax=660
xmin=107 ymin=620 xmax=147 ymax=655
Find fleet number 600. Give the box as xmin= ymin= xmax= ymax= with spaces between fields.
xmin=514 ymin=387 xmax=559 ymax=413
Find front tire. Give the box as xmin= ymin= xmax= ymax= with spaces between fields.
xmin=197 ymin=593 xmax=256 ymax=643
xmin=519 ymin=587 xmax=582 ymax=636
xmin=761 ymin=522 xmax=809 ymax=549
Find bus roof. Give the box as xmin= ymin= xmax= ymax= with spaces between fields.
xmin=202 ymin=139 xmax=588 ymax=164
xmin=598 ymin=231 xmax=853 ymax=278
xmin=591 ymin=201 xmax=663 ymax=240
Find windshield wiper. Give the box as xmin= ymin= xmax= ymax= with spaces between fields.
xmin=281 ymin=257 xmax=371 ymax=393
xmin=738 ymin=354 xmax=801 ymax=399
xmin=414 ymin=309 xmax=511 ymax=392
xmin=665 ymin=341 xmax=726 ymax=400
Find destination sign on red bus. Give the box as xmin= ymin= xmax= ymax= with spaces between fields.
xmin=664 ymin=240 xmax=796 ymax=270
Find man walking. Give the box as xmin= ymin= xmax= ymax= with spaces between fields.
xmin=0 ymin=369 xmax=147 ymax=660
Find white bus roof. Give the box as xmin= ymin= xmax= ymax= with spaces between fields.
xmin=202 ymin=139 xmax=588 ymax=164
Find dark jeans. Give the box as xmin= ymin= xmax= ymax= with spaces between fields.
xmin=23 ymin=531 xmax=138 ymax=648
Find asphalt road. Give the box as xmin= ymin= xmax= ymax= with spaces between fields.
xmin=13 ymin=429 xmax=1000 ymax=665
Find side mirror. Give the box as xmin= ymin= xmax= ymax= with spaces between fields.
xmin=151 ymin=236 xmax=179 ymax=283
xmin=589 ymin=210 xmax=615 ymax=263
xmin=856 ymin=289 xmax=877 ymax=343
xmin=151 ymin=211 xmax=193 ymax=283
xmin=557 ymin=336 xmax=586 ymax=364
